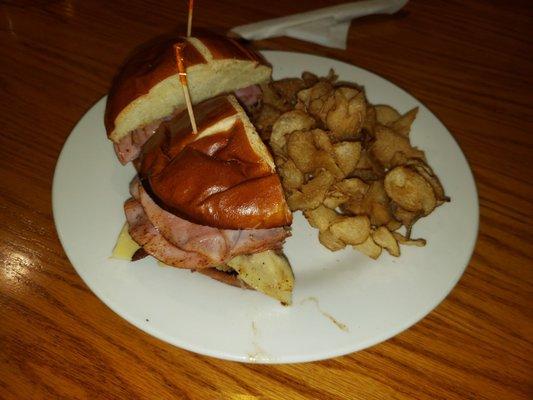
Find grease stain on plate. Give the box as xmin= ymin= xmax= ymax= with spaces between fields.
xmin=247 ymin=321 xmax=272 ymax=363
xmin=301 ymin=297 xmax=349 ymax=332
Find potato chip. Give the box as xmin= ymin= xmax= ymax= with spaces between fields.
xmin=287 ymin=170 xmax=335 ymax=211
xmin=374 ymin=104 xmax=401 ymax=125
xmin=366 ymin=180 xmax=389 ymax=206
xmin=370 ymin=202 xmax=392 ymax=227
xmin=311 ymin=94 xmax=336 ymax=124
xmin=354 ymin=149 xmax=373 ymax=169
xmin=353 ymin=149 xmax=384 ymax=179
xmin=372 ymin=226 xmax=400 ymax=257
xmin=341 ymin=197 xmax=366 ymax=215
xmin=301 ymin=71 xmax=319 ymax=87
xmin=371 ymin=125 xmax=426 ymax=168
xmin=329 ymin=216 xmax=371 ymax=245
xmin=286 ymin=129 xmax=343 ymax=178
xmin=312 ymin=129 xmax=334 ymax=152
xmin=340 ymin=181 xmax=392 ymax=226
xmin=389 ymin=151 xmax=411 ymax=168
xmin=286 ymin=130 xmax=317 ymax=173
xmin=297 ymin=80 xmax=335 ymax=117
xmin=278 ymin=159 xmax=304 ymax=191
xmin=340 ymin=181 xmax=373 ymax=215
xmin=324 ymin=178 xmax=367 ymax=209
xmin=317 ymin=151 xmax=345 ymax=178
xmin=349 ymin=168 xmax=381 ymax=181
xmin=406 ymin=160 xmax=449 ymax=204
xmin=326 ymin=88 xmax=366 ymax=141
xmin=303 ymin=205 xmax=339 ymax=230
xmin=325 ymin=68 xmax=339 ymax=82
xmin=319 ymin=229 xmax=346 ymax=251
xmin=260 ymin=82 xmax=289 ymax=111
xmin=390 ymin=107 xmax=418 ymax=137
xmin=392 ymin=232 xmax=426 ymax=247
xmin=272 ymin=78 xmax=307 ymax=106
xmin=274 ymin=154 xmax=287 ymax=167
xmin=386 ymin=219 xmax=402 ymax=232
xmin=384 ymin=166 xmax=437 ymax=215
xmin=353 ymin=235 xmax=382 ymax=259
xmin=336 ymin=178 xmax=368 ymax=198
xmin=270 ymin=111 xmax=316 ymax=156
xmin=391 ymin=205 xmax=421 ymax=238
xmin=366 ymin=181 xmax=393 ymax=226
xmin=362 ymin=105 xmax=377 ymax=136
xmin=333 ymin=141 xmax=361 ymax=176
xmin=323 ymin=189 xmax=350 ymax=209
xmin=253 ymin=103 xmax=281 ymax=140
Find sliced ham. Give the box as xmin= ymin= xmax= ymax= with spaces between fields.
xmin=124 ymin=199 xmax=211 ymax=268
xmin=234 ymin=85 xmax=262 ymax=109
xmin=126 ymin=179 xmax=289 ymax=269
xmin=114 ymin=120 xmax=161 ymax=164
xmin=113 ymin=85 xmax=264 ymax=164
xmin=137 ymin=183 xmax=229 ymax=264
xmin=229 ymin=228 xmax=285 ymax=255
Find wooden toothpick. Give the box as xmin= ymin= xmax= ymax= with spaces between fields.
xmin=187 ymin=0 xmax=194 ymax=37
xmin=174 ymin=43 xmax=198 ymax=134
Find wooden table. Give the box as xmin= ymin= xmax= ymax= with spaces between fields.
xmin=1 ymin=1 xmax=531 ymax=398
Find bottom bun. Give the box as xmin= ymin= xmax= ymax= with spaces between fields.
xmin=196 ymin=268 xmax=252 ymax=289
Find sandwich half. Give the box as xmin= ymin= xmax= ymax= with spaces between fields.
xmin=114 ymin=95 xmax=294 ymax=304
xmin=105 ymin=34 xmax=271 ymax=164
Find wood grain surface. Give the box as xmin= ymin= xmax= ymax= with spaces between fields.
xmin=1 ymin=0 xmax=532 ymax=398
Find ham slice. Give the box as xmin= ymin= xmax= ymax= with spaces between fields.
xmin=125 ymin=199 xmax=211 ymax=268
xmin=114 ymin=120 xmax=161 ymax=164
xmin=126 ymin=180 xmax=289 ymax=269
xmin=234 ymin=84 xmax=262 ymax=109
xmin=137 ymin=183 xmax=229 ymax=264
xmin=113 ymin=85 xmax=263 ymax=164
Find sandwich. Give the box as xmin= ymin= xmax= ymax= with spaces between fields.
xmin=108 ymin=33 xmax=295 ymax=303
xmin=105 ymin=34 xmax=271 ymax=164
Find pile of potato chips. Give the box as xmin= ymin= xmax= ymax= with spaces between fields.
xmin=252 ymin=71 xmax=449 ymax=259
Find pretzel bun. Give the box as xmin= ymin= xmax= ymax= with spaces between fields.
xmin=105 ymin=34 xmax=271 ymax=143
xmin=138 ymin=95 xmax=292 ymax=230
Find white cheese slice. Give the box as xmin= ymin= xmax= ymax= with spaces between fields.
xmin=228 ymin=250 xmax=294 ymax=305
xmin=111 ymin=223 xmax=140 ymax=260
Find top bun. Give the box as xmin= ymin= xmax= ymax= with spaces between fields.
xmin=138 ymin=95 xmax=292 ymax=230
xmin=105 ymin=34 xmax=271 ymax=144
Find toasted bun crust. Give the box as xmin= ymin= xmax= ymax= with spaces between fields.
xmin=105 ymin=34 xmax=271 ymax=143
xmin=138 ymin=95 xmax=292 ymax=230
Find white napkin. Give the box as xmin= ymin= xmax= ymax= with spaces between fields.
xmin=230 ymin=0 xmax=408 ymax=49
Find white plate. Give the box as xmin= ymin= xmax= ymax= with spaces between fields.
xmin=52 ymin=51 xmax=478 ymax=363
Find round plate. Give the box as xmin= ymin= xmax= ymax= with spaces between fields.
xmin=52 ymin=51 xmax=479 ymax=363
